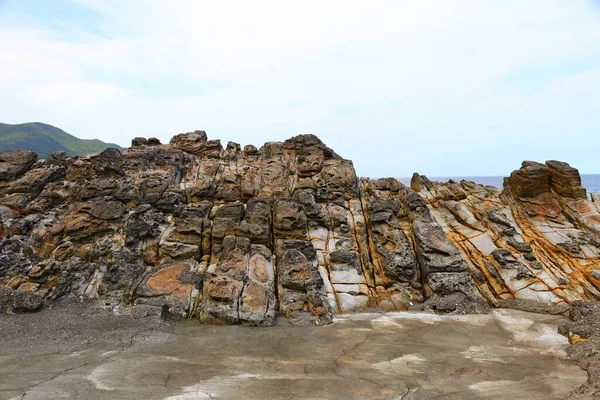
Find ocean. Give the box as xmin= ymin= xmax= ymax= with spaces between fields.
xmin=397 ymin=174 xmax=600 ymax=194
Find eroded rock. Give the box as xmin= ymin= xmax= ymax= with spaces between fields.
xmin=1 ymin=132 xmax=599 ymax=326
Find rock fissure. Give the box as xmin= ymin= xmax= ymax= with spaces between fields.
xmin=15 ymin=326 xmax=152 ymax=399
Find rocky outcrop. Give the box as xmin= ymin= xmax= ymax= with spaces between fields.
xmin=558 ymin=302 xmax=600 ymax=398
xmin=1 ymin=132 xmax=599 ymax=325
xmin=413 ymin=160 xmax=600 ymax=307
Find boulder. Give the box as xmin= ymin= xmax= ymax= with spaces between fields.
xmin=546 ymin=160 xmax=587 ymax=198
xmin=131 ymin=137 xmax=148 ymax=147
xmin=243 ymin=144 xmax=258 ymax=156
xmin=170 ymin=130 xmax=208 ymax=154
xmin=13 ymin=290 xmax=44 ymax=312
xmin=503 ymin=161 xmax=551 ymax=198
xmin=0 ymin=150 xmax=38 ymax=181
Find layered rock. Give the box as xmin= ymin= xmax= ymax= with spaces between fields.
xmin=1 ymin=132 xmax=599 ymax=325
xmin=413 ymin=160 xmax=600 ymax=306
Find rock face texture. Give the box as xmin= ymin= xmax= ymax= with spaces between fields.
xmin=1 ymin=133 xmax=599 ymax=325
xmin=412 ymin=160 xmax=600 ymax=307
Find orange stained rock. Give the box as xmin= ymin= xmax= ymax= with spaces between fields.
xmin=145 ymin=263 xmax=194 ymax=304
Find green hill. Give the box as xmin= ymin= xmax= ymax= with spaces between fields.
xmin=0 ymin=122 xmax=122 ymax=159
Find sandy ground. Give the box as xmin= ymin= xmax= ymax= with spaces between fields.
xmin=0 ymin=305 xmax=587 ymax=400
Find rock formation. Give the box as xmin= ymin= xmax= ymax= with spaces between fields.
xmin=1 ymin=132 xmax=599 ymax=325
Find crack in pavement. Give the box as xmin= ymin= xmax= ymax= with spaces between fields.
xmin=332 ymin=332 xmax=374 ymax=377
xmin=357 ymin=375 xmax=383 ymax=388
xmin=16 ymin=363 xmax=84 ymax=400
xmin=15 ymin=327 xmax=155 ymax=399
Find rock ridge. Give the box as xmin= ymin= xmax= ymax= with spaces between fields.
xmin=1 ymin=131 xmax=599 ymax=326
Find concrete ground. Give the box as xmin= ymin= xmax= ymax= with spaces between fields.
xmin=0 ymin=305 xmax=587 ymax=400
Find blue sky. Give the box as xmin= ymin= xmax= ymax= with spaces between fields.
xmin=1 ymin=0 xmax=599 ymax=177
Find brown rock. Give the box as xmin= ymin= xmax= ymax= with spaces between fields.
xmin=235 ymin=198 xmax=272 ymax=245
xmin=410 ymin=173 xmax=433 ymax=192
xmin=503 ymin=161 xmax=551 ymax=198
xmin=0 ymin=150 xmax=39 ymax=181
xmin=170 ymin=131 xmax=208 ymax=154
xmin=243 ymin=144 xmax=258 ymax=155
xmin=137 ymin=261 xmax=196 ymax=314
xmin=131 ymin=137 xmax=148 ymax=147
xmin=160 ymin=241 xmax=199 ymax=261
xmin=546 ymin=160 xmax=587 ymax=198
xmin=3 ymin=127 xmax=600 ymax=326
xmin=206 ymin=276 xmax=241 ymax=303
xmin=223 ymin=141 xmax=241 ymax=159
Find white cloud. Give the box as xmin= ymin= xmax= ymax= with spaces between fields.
xmin=1 ymin=0 xmax=600 ymax=176
xmin=23 ymin=80 xmax=129 ymax=106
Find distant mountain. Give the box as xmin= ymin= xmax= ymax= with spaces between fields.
xmin=0 ymin=122 xmax=122 ymax=159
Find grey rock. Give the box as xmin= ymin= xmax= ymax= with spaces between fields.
xmin=13 ymin=290 xmax=43 ymax=312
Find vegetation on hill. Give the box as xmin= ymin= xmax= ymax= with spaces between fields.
xmin=0 ymin=122 xmax=122 ymax=158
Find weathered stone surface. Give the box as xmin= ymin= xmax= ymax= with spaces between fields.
xmin=504 ymin=161 xmax=552 ymax=198
xmin=0 ymin=150 xmax=38 ymax=181
xmin=243 ymin=144 xmax=257 ymax=155
xmin=211 ymin=203 xmax=245 ymax=240
xmin=136 ymin=261 xmax=198 ymax=318
xmin=412 ymin=219 xmax=465 ymax=273
xmin=273 ymin=198 xmax=307 ymax=239
xmin=170 ymin=130 xmax=207 ymax=154
xmin=131 ymin=137 xmax=148 ymax=147
xmin=147 ymin=137 xmax=162 ymax=146
xmin=12 ymin=290 xmax=43 ymax=312
xmin=0 ymin=286 xmax=14 ymax=312
xmin=1 ymin=132 xmax=599 ymax=325
xmin=546 ymin=160 xmax=587 ymax=199
xmin=500 ymin=161 xmax=587 ymax=226
xmin=558 ymin=302 xmax=600 ymax=397
xmin=235 ymin=198 xmax=272 ymax=244
xmin=277 ymin=239 xmax=332 ymax=324
xmin=367 ymin=197 xmax=416 ymax=282
xmin=413 ymin=160 xmax=600 ymax=307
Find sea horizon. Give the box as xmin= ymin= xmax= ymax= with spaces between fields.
xmin=397 ymin=174 xmax=600 ymax=194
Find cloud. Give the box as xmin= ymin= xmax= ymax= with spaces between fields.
xmin=23 ymin=80 xmax=129 ymax=105
xmin=0 ymin=0 xmax=599 ymax=176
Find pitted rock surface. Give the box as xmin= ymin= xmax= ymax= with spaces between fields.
xmin=1 ymin=132 xmax=600 ymax=325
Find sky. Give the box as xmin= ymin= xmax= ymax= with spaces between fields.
xmin=1 ymin=0 xmax=599 ymax=178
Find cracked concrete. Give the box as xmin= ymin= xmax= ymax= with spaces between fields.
xmin=0 ymin=304 xmax=587 ymax=399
